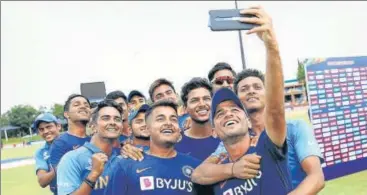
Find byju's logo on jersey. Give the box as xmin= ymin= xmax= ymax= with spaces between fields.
xmin=221 ymin=171 xmax=262 ymax=194
xmin=140 ymin=176 xmax=154 ymax=191
xmin=223 ymin=189 xmax=234 ymax=195
xmin=139 ymin=176 xmax=193 ymax=192
xmin=182 ymin=165 xmax=194 ymax=178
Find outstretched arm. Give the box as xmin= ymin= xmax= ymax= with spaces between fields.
xmin=241 ymin=6 xmax=286 ymax=147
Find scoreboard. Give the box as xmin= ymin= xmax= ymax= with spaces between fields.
xmin=304 ymin=56 xmax=367 ymax=180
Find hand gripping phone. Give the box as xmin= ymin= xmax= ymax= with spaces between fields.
xmin=208 ymin=9 xmax=259 ymax=31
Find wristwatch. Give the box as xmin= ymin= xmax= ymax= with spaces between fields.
xmin=84 ymin=177 xmax=96 ymax=189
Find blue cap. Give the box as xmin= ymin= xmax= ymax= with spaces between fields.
xmin=33 ymin=113 xmax=59 ymax=129
xmin=210 ymin=88 xmax=246 ymax=126
xmin=128 ymin=90 xmax=145 ymax=103
xmin=128 ymin=104 xmax=150 ymax=125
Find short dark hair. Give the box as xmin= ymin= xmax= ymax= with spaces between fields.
xmin=234 ymin=69 xmax=265 ymax=94
xmin=181 ymin=77 xmax=213 ymax=107
xmin=106 ymin=90 xmax=127 ymax=103
xmin=148 ymin=78 xmax=176 ymax=102
xmin=91 ymin=99 xmax=123 ymax=124
xmin=64 ymin=94 xmax=90 ymax=112
xmin=145 ymin=100 xmax=178 ymax=122
xmin=207 ymin=62 xmax=236 ymax=81
xmin=90 ymin=102 xmax=99 ymax=109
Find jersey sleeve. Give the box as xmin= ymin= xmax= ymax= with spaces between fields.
xmin=50 ymin=138 xmax=69 ymax=168
xmin=291 ymin=120 xmax=324 ymax=163
xmin=34 ymin=148 xmax=49 ymax=174
xmin=104 ymin=158 xmax=128 ymax=195
xmin=56 ymin=152 xmax=82 ymax=195
xmin=264 ymin=131 xmax=288 ymax=161
xmin=210 ymin=141 xmax=226 ymax=157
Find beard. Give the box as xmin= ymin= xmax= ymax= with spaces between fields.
xmin=79 ymin=119 xmax=89 ymax=126
xmin=71 ymin=118 xmax=89 ymax=126
xmin=191 ymin=117 xmax=209 ymax=125
xmin=135 ymin=135 xmax=150 ymax=141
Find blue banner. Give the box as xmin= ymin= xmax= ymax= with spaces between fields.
xmin=303 ymin=56 xmax=367 ymax=180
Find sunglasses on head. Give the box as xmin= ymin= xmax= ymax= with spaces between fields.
xmin=212 ymin=76 xmax=234 ymax=85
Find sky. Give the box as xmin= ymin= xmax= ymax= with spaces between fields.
xmin=1 ymin=1 xmax=367 ymax=114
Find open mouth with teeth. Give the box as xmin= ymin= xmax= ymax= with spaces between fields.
xmin=160 ymin=129 xmax=175 ymax=135
xmin=106 ymin=128 xmax=119 ymax=133
xmin=78 ymin=110 xmax=89 ymax=115
xmin=247 ymin=97 xmax=259 ymax=102
xmin=224 ymin=120 xmax=238 ymax=127
xmin=196 ymin=109 xmax=209 ymax=116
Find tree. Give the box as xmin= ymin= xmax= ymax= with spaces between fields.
xmin=51 ymin=103 xmax=64 ymax=119
xmin=6 ymin=105 xmax=40 ymax=136
xmin=297 ymin=59 xmax=305 ymax=83
xmin=297 ymin=59 xmax=308 ymax=101
xmin=0 ymin=113 xmax=10 ymax=127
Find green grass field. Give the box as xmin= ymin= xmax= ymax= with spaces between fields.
xmin=1 ymin=135 xmax=43 ymax=145
xmin=1 ymin=144 xmax=41 ymax=160
xmin=1 ymin=109 xmax=366 ymax=195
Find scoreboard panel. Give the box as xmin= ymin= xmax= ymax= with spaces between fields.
xmin=303 ymin=56 xmax=367 ymax=180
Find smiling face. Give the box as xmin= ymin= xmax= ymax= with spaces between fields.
xmin=185 ymin=88 xmax=211 ymax=124
xmin=131 ymin=112 xmax=150 ymax=140
xmin=212 ymin=69 xmax=235 ymax=92
xmin=94 ymin=106 xmax=123 ymax=139
xmin=236 ymin=76 xmax=265 ymax=112
xmin=213 ymin=101 xmax=249 ymax=143
xmin=153 ymin=84 xmax=177 ymax=103
xmin=129 ymin=95 xmax=146 ymax=111
xmin=37 ymin=122 xmax=61 ymax=143
xmin=64 ymin=96 xmax=91 ymax=123
xmin=147 ymin=106 xmax=180 ymax=147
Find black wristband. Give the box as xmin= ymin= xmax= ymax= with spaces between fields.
xmin=84 ymin=177 xmax=96 ymax=189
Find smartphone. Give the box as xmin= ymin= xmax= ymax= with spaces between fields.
xmin=208 ymin=9 xmax=259 ymax=31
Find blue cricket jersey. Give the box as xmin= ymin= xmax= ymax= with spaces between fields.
xmin=119 ymin=135 xmax=129 ymax=144
xmin=35 ymin=142 xmax=51 ymax=173
xmin=286 ymin=120 xmax=324 ymax=187
xmin=212 ymin=120 xmax=323 ymax=188
xmin=175 ymin=134 xmax=220 ymax=161
xmin=214 ymin=131 xmax=292 ymax=195
xmin=57 ymin=142 xmax=120 ymax=195
xmin=135 ymin=144 xmax=150 ymax=152
xmin=49 ymin=132 xmax=91 ymax=194
xmin=104 ymin=152 xmax=213 ymax=195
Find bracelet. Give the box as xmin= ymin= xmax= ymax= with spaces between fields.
xmin=84 ymin=177 xmax=96 ymax=189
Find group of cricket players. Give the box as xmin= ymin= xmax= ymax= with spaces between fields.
xmin=32 ymin=6 xmax=325 ymax=195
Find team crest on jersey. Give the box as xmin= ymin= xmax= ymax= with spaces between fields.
xmin=86 ymin=159 xmax=92 ymax=170
xmin=182 ymin=165 xmax=194 ymax=178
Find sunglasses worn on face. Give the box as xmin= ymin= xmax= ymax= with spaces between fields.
xmin=212 ymin=76 xmax=234 ymax=85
